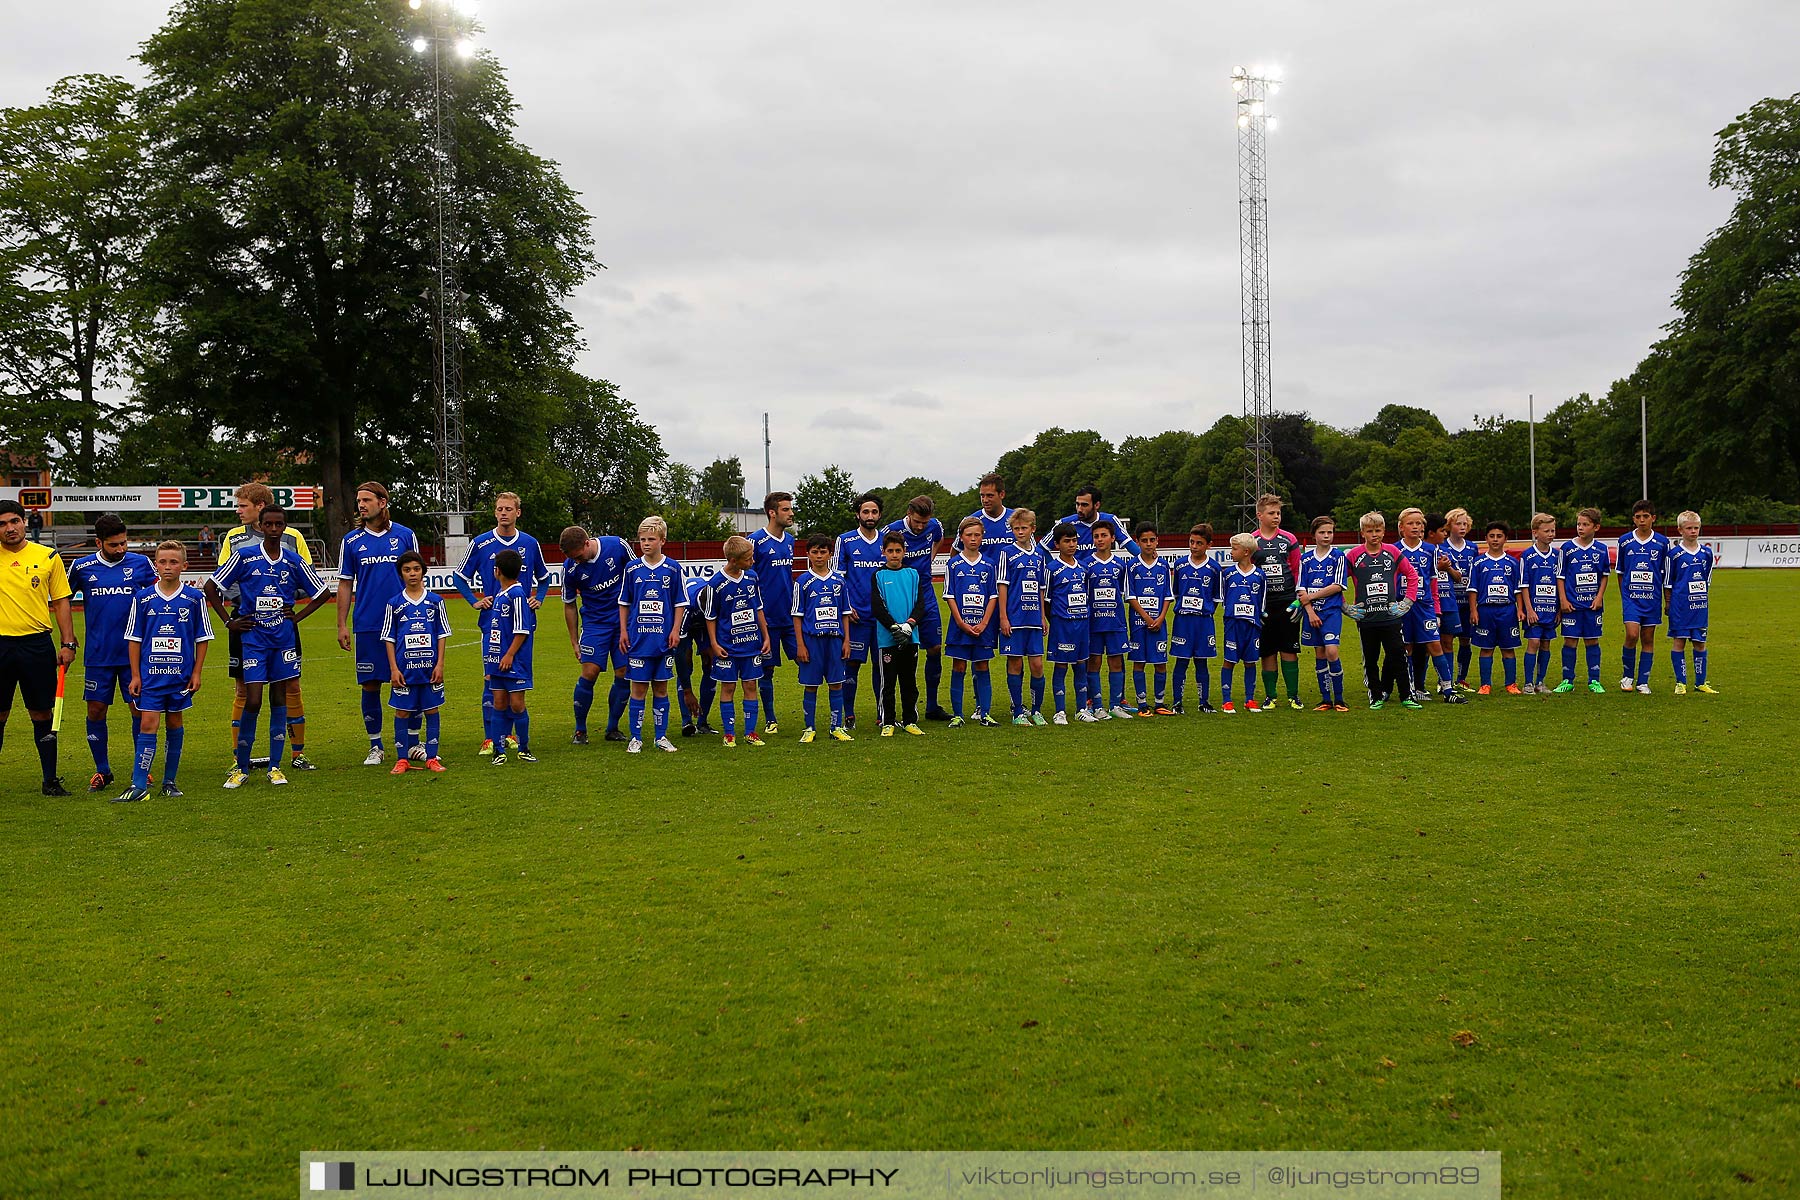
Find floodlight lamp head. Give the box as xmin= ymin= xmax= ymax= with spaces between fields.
xmin=1249 ymin=100 xmax=1264 ymax=116
xmin=1237 ymin=114 xmax=1250 ymax=129
xmin=1232 ymin=65 xmax=1247 ymax=77
xmin=1266 ymin=116 xmax=1279 ymax=132
xmin=411 ymin=35 xmax=428 ymax=52
xmin=1232 ymin=78 xmax=1245 ymax=92
xmin=408 ymin=0 xmax=421 ymax=8
xmin=455 ymin=37 xmax=476 ymax=57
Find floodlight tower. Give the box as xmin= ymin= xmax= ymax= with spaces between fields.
xmin=1232 ymin=64 xmax=1282 ymax=527
xmin=411 ymin=0 xmax=480 ymax=562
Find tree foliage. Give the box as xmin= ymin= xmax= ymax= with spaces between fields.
xmin=697 ymin=456 xmax=747 ymax=510
xmin=792 ymin=466 xmax=859 ymax=538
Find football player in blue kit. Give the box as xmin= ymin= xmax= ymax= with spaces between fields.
xmin=335 ymin=482 xmax=420 ymax=766
xmin=1664 ymin=510 xmax=1718 ymax=694
xmin=943 ymin=517 xmax=1000 ymax=727
xmin=1125 ymin=523 xmax=1175 ymax=716
xmin=701 ymin=536 xmax=772 ymax=748
xmin=792 ymin=534 xmax=854 ymax=741
xmin=483 ymin=549 xmax=537 ymax=764
xmin=967 ymin=473 xmax=1017 ymax=563
xmin=1084 ymin=520 xmax=1133 ymax=719
xmin=833 ymin=494 xmax=888 ymax=730
xmin=997 ymin=509 xmax=1050 ymax=726
xmin=1616 ymin=499 xmax=1671 ymax=694
xmin=1554 ymin=507 xmax=1611 ymax=694
xmin=884 ymin=495 xmax=949 ymax=720
xmin=676 ymin=574 xmax=718 ymax=736
xmin=67 ymin=513 xmax=153 ymax=793
xmin=1045 ymin=485 xmax=1140 ymax=557
xmin=749 ymin=492 xmax=796 ymax=733
xmin=1518 ymin=514 xmax=1562 ymax=692
xmin=1045 ymin=524 xmax=1093 ymax=724
xmin=1440 ymin=509 xmax=1480 ymax=690
xmin=455 ymin=492 xmax=548 ymax=755
xmin=382 ymin=550 xmax=451 ymax=773
xmin=559 ymin=524 xmax=635 ymax=743
xmin=205 ymin=506 xmax=332 ymax=788
xmin=1296 ymin=515 xmax=1348 ymax=711
xmin=1218 ymin=534 xmax=1267 ymax=713
xmin=1466 ymin=521 xmax=1527 ymax=694
xmin=1395 ymin=508 xmax=1462 ymax=703
xmin=617 ymin=516 xmax=686 ymax=753
xmin=1169 ymin=524 xmax=1220 ymax=714
xmin=116 ymin=540 xmax=211 ymax=802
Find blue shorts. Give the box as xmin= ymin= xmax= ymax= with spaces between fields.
xmin=390 ymin=683 xmax=446 ymax=712
xmin=1402 ymin=604 xmax=1442 ymax=646
xmin=844 ymin=620 xmax=872 ymax=663
xmin=1620 ymin=597 xmax=1662 ymax=628
xmin=1002 ymin=627 xmax=1044 ymax=658
xmin=353 ymin=630 xmax=388 ymax=685
xmin=712 ymin=653 xmax=765 ymax=684
xmin=1299 ymin=610 xmax=1343 ymax=648
xmin=917 ymin=592 xmax=943 ymax=649
xmin=1436 ymin=603 xmax=1463 ymax=637
xmin=1090 ymin=627 xmax=1129 ymax=657
xmin=626 ymin=653 xmax=675 ymax=684
xmin=763 ymin=623 xmax=799 ymax=667
xmin=1170 ymin=614 xmax=1216 ymax=659
xmin=796 ymin=634 xmax=846 ymax=687
xmin=1222 ymin=617 xmax=1262 ymax=664
xmin=1668 ymin=614 xmax=1708 ymax=641
xmin=1128 ymin=627 xmax=1168 ymax=665
xmin=1470 ymin=606 xmax=1521 ymax=650
xmin=578 ymin=618 xmax=629 ymax=670
xmin=946 ymin=628 xmax=996 ymax=662
xmin=83 ymin=664 xmax=131 ymax=704
xmin=1561 ymin=608 xmax=1604 ymax=640
xmin=135 ymin=685 xmax=194 ymax=714
xmin=486 ymin=668 xmax=533 ymax=692
xmin=1047 ymin=617 xmax=1090 ymax=665
xmin=240 ymin=632 xmax=301 ymax=685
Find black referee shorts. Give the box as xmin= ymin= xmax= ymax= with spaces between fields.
xmin=1261 ymin=593 xmax=1300 ymax=655
xmin=0 ymin=632 xmax=58 ymax=714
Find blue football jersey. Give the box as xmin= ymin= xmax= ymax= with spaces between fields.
xmin=832 ymin=529 xmax=887 ymax=619
xmin=748 ymin=528 xmax=796 ymax=628
xmin=1084 ymin=551 xmax=1130 ymax=633
xmin=997 ymin=543 xmax=1049 ymax=628
xmin=967 ymin=507 xmax=1016 ymax=563
xmin=1664 ymin=543 xmax=1714 ymax=622
xmin=563 ymin=535 xmax=634 ymax=624
xmin=944 ymin=551 xmax=998 ymax=631
xmin=484 ymin=582 xmax=536 ymax=676
xmin=124 ymin=584 xmax=212 ymax=689
xmin=69 ymin=550 xmax=154 ymax=668
xmin=700 ymin=568 xmax=765 ymax=656
xmin=1173 ymin=556 xmax=1221 ymax=618
xmin=680 ymin=576 xmax=711 ymax=643
xmin=381 ymin=590 xmax=452 ymax=686
xmin=1440 ymin=537 xmax=1480 ymax=599
xmin=1520 ymin=546 xmax=1561 ymax=622
xmin=1469 ymin=552 xmax=1523 ymax=606
xmin=882 ymin=516 xmax=943 ymax=587
xmin=619 ymin=557 xmax=685 ymax=657
xmin=1617 ymin=531 xmax=1671 ymax=605
xmin=337 ymin=522 xmax=420 ymax=634
xmin=1297 ymin=547 xmax=1346 ymax=615
xmin=1558 ymin=539 xmax=1610 ymax=607
xmin=456 ymin=528 xmax=548 ymax=601
xmin=1046 ymin=512 xmax=1139 ymax=557
xmin=1220 ymin=566 xmax=1267 ymax=625
xmin=210 ymin=546 xmax=329 ymax=631
xmin=791 ymin=569 xmax=848 ymax=637
xmin=1397 ymin=539 xmax=1442 ymax=613
xmin=1048 ymin=557 xmax=1092 ymax=622
xmin=1126 ymin=554 xmax=1173 ymax=632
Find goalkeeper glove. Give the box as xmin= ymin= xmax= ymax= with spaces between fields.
xmin=1394 ymin=598 xmax=1413 ymax=617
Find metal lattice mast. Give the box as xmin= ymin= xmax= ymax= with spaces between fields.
xmin=1232 ymin=64 xmax=1281 ymax=528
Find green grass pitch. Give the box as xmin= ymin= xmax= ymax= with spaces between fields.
xmin=3 ymin=572 xmax=1795 ymax=1198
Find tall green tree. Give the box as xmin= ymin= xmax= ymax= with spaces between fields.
xmin=135 ymin=0 xmax=598 ymax=541
xmin=0 ymin=75 xmax=148 ymax=484
xmin=991 ymin=428 xmax=1117 ymax=518
xmin=698 ymin=456 xmax=747 ymax=510
xmin=793 ymin=466 xmax=859 ymax=537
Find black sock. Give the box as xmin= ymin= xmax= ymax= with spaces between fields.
xmin=32 ymin=718 xmax=57 ymax=783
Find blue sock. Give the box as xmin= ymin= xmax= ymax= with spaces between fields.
xmin=1031 ymin=673 xmax=1045 ymax=714
xmin=1244 ymin=664 xmax=1257 ymax=702
xmin=87 ymin=718 xmax=111 ymax=774
xmin=843 ymin=662 xmax=860 ymax=722
xmin=1637 ymin=648 xmax=1653 ymax=685
xmin=269 ymin=705 xmax=287 ymax=767
xmin=1537 ymin=650 xmax=1552 ymax=686
xmin=1221 ymin=664 xmax=1234 ymax=704
xmin=628 ymin=697 xmax=645 ymax=741
xmin=1172 ymin=660 xmax=1187 ymax=705
xmin=743 ymin=700 xmax=758 ymax=736
xmin=1109 ymin=668 xmax=1124 ymax=708
xmin=951 ymin=670 xmax=965 ymax=717
xmin=653 ymin=696 xmax=670 ymax=742
xmin=425 ymin=711 xmax=440 ymax=758
xmin=1073 ymin=669 xmax=1088 ymax=711
xmin=482 ymin=689 xmax=495 ymax=742
xmin=1457 ymin=643 xmax=1472 ymax=681
xmin=925 ymin=653 xmax=942 ymax=711
xmin=1671 ymin=650 xmax=1686 ymax=684
xmin=1329 ymin=660 xmax=1344 ymax=703
xmin=606 ymin=676 xmax=629 ymax=733
xmin=361 ymin=689 xmax=382 ymax=748
xmin=1523 ymin=650 xmax=1537 ymax=684
xmin=699 ymin=671 xmax=716 ymax=724
xmin=236 ymin=707 xmax=259 ymax=772
xmin=1695 ymin=649 xmax=1708 ymax=684
xmin=1008 ymin=672 xmax=1024 ymax=716
xmin=1314 ymin=659 xmax=1330 ymax=703
xmin=1480 ymin=656 xmax=1494 ymax=687
xmin=1503 ymin=656 xmax=1517 ymax=686
xmin=513 ymin=709 xmax=529 ymax=751
xmin=1053 ymin=665 xmax=1068 ymax=713
xmin=720 ymin=699 xmax=736 ymax=738
xmin=829 ymin=688 xmax=844 ymax=729
xmin=1622 ymin=645 xmax=1637 ymax=680
xmin=1085 ymin=667 xmax=1100 ymax=710
xmin=761 ymin=677 xmax=777 ymax=726
xmin=1198 ymin=661 xmax=1211 ymax=703
xmin=394 ymin=713 xmax=413 ymax=757
xmin=132 ymin=730 xmax=156 ymax=790
xmin=573 ymin=675 xmax=596 ymax=732
xmin=164 ymin=726 xmax=184 ymax=784
xmin=1435 ymin=652 xmax=1454 ymax=686
xmin=803 ymin=688 xmax=818 ymax=730
xmin=973 ymin=671 xmax=992 ymax=717
xmin=1563 ymin=642 xmax=1577 ymax=680
xmin=1585 ymin=642 xmax=1601 ymax=681
xmin=1132 ymin=667 xmax=1147 ymax=708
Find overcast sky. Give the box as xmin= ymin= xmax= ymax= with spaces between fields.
xmin=6 ymin=1 xmax=1796 ymax=495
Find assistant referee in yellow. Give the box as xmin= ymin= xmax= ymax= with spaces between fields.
xmin=0 ymin=500 xmax=77 ymax=796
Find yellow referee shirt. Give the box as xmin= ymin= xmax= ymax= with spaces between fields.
xmin=0 ymin=541 xmax=72 ymax=636
xmin=220 ymin=524 xmax=313 ymax=564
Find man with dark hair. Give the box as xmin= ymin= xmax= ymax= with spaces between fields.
xmin=68 ymin=514 xmax=154 ymax=792
xmin=221 ymin=482 xmax=317 ymax=769
xmin=748 ymin=491 xmax=796 ymax=733
xmin=965 ymin=473 xmax=1015 ymax=564
xmin=832 ymin=492 xmax=888 ymax=729
xmin=335 ymin=482 xmax=420 ymax=765
xmin=0 ymin=499 xmax=77 ymax=795
xmin=1045 ymin=485 xmax=1139 ymax=556
xmin=884 ymin=494 xmax=950 ymax=720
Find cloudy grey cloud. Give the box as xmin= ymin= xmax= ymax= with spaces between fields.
xmin=6 ymin=0 xmax=1795 ymax=496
